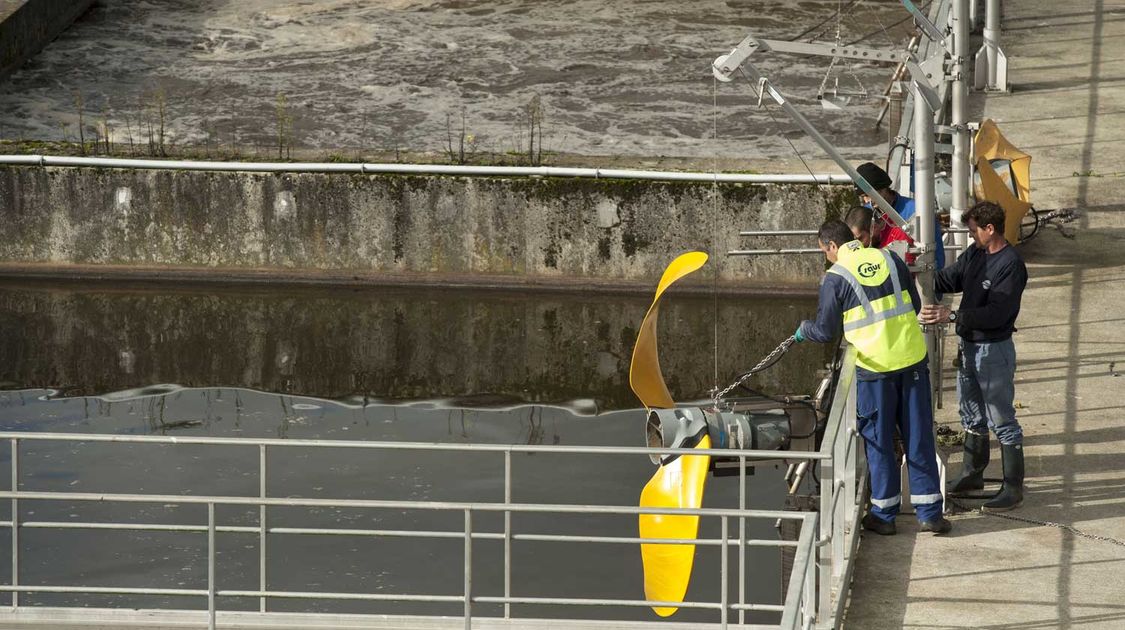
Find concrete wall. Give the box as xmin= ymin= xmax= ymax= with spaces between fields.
xmin=0 ymin=166 xmax=851 ymax=289
xmin=0 ymin=0 xmax=94 ymax=81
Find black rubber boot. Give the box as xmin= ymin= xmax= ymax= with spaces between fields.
xmin=862 ymin=513 xmax=896 ymax=536
xmin=983 ymin=443 xmax=1024 ymax=512
xmin=948 ymin=431 xmax=990 ymax=497
xmin=918 ymin=517 xmax=953 ymax=535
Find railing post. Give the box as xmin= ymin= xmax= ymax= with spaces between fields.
xmin=720 ymin=516 xmax=729 ymax=629
xmin=804 ymin=518 xmax=816 ymax=628
xmin=738 ymin=455 xmax=746 ymax=627
xmin=208 ymin=502 xmax=216 ymax=630
xmin=464 ymin=509 xmax=472 ymax=630
xmin=259 ymin=444 xmax=267 ymax=613
xmin=818 ymin=442 xmax=834 ymax=622
xmin=504 ymin=450 xmax=511 ymax=620
xmin=10 ymin=438 xmax=17 ymax=609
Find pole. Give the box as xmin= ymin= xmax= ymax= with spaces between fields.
xmin=984 ymin=0 xmax=1001 ymax=88
xmin=950 ymin=0 xmax=971 ymax=251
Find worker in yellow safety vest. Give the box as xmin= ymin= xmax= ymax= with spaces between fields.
xmin=794 ymin=219 xmax=951 ymax=535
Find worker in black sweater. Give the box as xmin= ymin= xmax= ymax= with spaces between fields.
xmin=919 ymin=201 xmax=1028 ymax=511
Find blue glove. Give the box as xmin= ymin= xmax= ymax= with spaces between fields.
xmin=794 ymin=325 xmax=805 ymax=343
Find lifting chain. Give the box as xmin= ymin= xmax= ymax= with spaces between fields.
xmin=712 ymin=335 xmax=798 ymax=406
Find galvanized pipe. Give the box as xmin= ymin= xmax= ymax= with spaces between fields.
xmin=208 ymin=503 xmax=216 ymax=630
xmin=503 ymin=451 xmax=511 ymax=620
xmin=0 ymin=154 xmax=850 ymax=185
xmin=259 ymin=444 xmax=267 ymax=614
xmin=463 ymin=510 xmax=472 ymax=630
xmin=0 ymin=431 xmax=831 ymax=461
xmin=0 ymin=489 xmax=806 ymax=519
xmin=720 ymin=516 xmax=729 ymax=629
xmin=10 ymin=438 xmax=17 ymax=609
xmin=738 ymin=229 xmax=818 ymax=237
xmin=727 ymin=248 xmax=823 ymax=256
xmin=951 ymin=0 xmax=971 ymax=248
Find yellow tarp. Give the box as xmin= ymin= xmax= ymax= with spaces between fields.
xmin=973 ymin=119 xmax=1032 ymax=244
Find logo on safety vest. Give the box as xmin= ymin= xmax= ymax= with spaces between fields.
xmin=857 ymin=262 xmax=881 ymax=278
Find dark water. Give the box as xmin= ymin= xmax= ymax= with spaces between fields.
xmin=0 ymin=281 xmax=829 ymax=623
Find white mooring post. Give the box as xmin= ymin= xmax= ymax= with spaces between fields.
xmin=974 ymin=0 xmax=1009 ymax=91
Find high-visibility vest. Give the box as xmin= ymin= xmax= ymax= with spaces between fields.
xmin=829 ymin=240 xmax=927 ymax=373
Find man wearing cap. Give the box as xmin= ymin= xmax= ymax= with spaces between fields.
xmin=795 ymin=219 xmax=951 ymax=536
xmin=856 ymin=162 xmax=945 ymax=270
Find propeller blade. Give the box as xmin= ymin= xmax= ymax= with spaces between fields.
xmin=629 ymin=252 xmax=709 ymax=409
xmin=639 ymin=433 xmax=711 ymax=617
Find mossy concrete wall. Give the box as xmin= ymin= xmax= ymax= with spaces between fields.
xmin=0 ymin=166 xmax=851 ymax=289
xmin=0 ymin=0 xmax=94 ymax=81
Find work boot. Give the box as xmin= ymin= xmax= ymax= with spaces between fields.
xmin=948 ymin=431 xmax=990 ymax=497
xmin=918 ymin=517 xmax=953 ymax=535
xmin=983 ymin=443 xmax=1024 ymax=512
xmin=862 ymin=513 xmax=896 ymax=536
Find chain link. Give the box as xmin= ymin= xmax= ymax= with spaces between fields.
xmin=948 ymin=497 xmax=1125 ymax=548
xmin=712 ymin=335 xmax=797 ymax=406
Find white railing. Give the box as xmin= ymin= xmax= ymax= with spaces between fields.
xmin=0 ymin=349 xmax=862 ymax=629
xmin=0 ymin=154 xmax=849 ymax=185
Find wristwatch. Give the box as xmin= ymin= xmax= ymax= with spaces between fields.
xmin=948 ymin=310 xmax=959 ymax=323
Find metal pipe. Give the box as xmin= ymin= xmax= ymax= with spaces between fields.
xmin=463 ymin=510 xmax=472 ymax=630
xmin=259 ymin=444 xmax=267 ymax=614
xmin=472 ymin=595 xmax=723 ymax=609
xmin=738 ymin=229 xmax=818 ymax=237
xmin=0 ymin=431 xmax=830 ymax=460
xmin=0 ymin=489 xmax=807 ymax=519
xmin=10 ymin=438 xmax=17 ymax=609
xmin=739 ymin=455 xmax=746 ymax=627
xmin=208 ymin=503 xmax=216 ymax=630
xmin=720 ymin=517 xmax=729 ymax=629
xmin=727 ymin=248 xmax=823 ymax=256
xmin=503 ymin=451 xmax=511 ymax=620
xmin=736 ymin=63 xmax=907 ymax=229
xmin=951 ymin=0 xmax=971 ymax=249
xmin=0 ymin=154 xmax=850 ymax=185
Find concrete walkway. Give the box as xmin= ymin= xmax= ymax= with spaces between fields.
xmin=845 ymin=2 xmax=1125 ymax=628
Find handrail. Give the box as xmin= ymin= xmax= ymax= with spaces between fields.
xmin=0 ymin=154 xmax=851 ymax=185
xmin=0 ymin=431 xmax=830 ymax=460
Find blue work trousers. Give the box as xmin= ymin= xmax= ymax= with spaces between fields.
xmin=958 ymin=339 xmax=1024 ymax=445
xmin=857 ymin=365 xmax=944 ymax=523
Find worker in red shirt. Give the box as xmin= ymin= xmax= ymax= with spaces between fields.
xmin=844 ymin=206 xmax=915 ymax=265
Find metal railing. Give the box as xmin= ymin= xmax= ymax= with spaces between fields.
xmin=0 ymin=350 xmax=863 ymax=630
xmin=0 ymin=154 xmax=849 ymax=185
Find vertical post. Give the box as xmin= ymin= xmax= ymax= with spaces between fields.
xmin=817 ymin=441 xmax=833 ymax=622
xmin=984 ymin=0 xmax=1001 ymax=87
xmin=804 ymin=516 xmax=816 ymax=628
xmin=208 ymin=502 xmax=216 ymax=630
xmin=259 ymin=444 xmax=267 ymax=613
xmin=10 ymin=438 xmax=17 ymax=609
xmin=951 ymin=0 xmax=972 ymax=251
xmin=503 ymin=450 xmax=511 ymax=620
xmin=844 ymin=375 xmax=858 ymax=539
xmin=738 ymin=455 xmax=746 ymax=627
xmin=463 ymin=509 xmax=472 ymax=630
xmin=720 ymin=516 xmax=728 ymax=630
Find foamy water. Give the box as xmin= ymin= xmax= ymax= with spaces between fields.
xmin=0 ymin=0 xmax=916 ymax=161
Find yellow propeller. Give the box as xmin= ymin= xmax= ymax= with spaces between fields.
xmin=628 ymin=251 xmax=711 ymax=617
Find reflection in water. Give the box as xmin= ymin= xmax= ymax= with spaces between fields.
xmin=0 ymin=282 xmax=830 ymax=623
xmin=0 ymin=282 xmax=828 ymax=409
